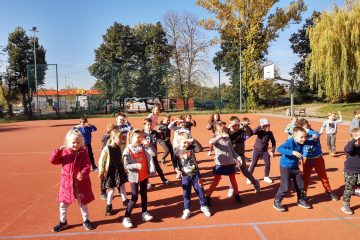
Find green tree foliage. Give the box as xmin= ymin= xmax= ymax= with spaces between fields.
xmin=196 ymin=0 xmax=307 ymax=108
xmin=89 ymin=22 xmax=172 ymax=111
xmin=1 ymin=27 xmax=47 ymax=115
xmin=289 ymin=11 xmax=320 ymax=102
xmin=307 ymin=2 xmax=360 ymax=102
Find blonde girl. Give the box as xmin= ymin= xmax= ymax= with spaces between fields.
xmin=49 ymin=129 xmax=95 ymax=232
xmin=121 ymin=129 xmax=156 ymax=228
xmin=98 ymin=129 xmax=128 ymax=216
xmin=147 ymin=105 xmax=161 ymax=130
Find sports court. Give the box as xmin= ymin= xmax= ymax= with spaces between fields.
xmin=0 ymin=113 xmax=359 ymax=240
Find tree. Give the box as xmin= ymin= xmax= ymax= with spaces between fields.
xmin=289 ymin=11 xmax=320 ymax=102
xmin=196 ymin=0 xmax=307 ymax=108
xmin=163 ymin=11 xmax=212 ymax=110
xmin=306 ymin=2 xmax=360 ymax=102
xmin=2 ymin=27 xmax=47 ymax=116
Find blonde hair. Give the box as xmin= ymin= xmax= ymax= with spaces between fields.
xmin=350 ymin=128 xmax=360 ymax=140
xmin=65 ymin=129 xmax=84 ymax=147
xmin=328 ymin=111 xmax=336 ymax=117
xmin=126 ymin=129 xmax=143 ymax=145
xmin=177 ymin=132 xmax=189 ymax=142
xmin=109 ymin=129 xmax=121 ymax=144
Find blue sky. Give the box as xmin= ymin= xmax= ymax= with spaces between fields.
xmin=0 ymin=0 xmax=344 ymax=89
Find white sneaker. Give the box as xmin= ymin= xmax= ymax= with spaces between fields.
xmin=354 ymin=188 xmax=360 ymax=197
xmin=201 ymin=206 xmax=211 ymax=217
xmin=122 ymin=217 xmax=133 ymax=228
xmin=264 ymin=177 xmax=273 ymax=183
xmin=246 ymin=178 xmax=251 ymax=185
xmin=182 ymin=209 xmax=191 ymax=219
xmin=227 ymin=188 xmax=234 ymax=197
xmin=142 ymin=212 xmax=153 ymax=222
xmin=176 ymin=172 xmax=182 ymax=179
xmin=207 ymin=151 xmax=212 ymax=156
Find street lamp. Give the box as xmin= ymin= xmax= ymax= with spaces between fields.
xmin=30 ymin=26 xmax=39 ymax=112
xmin=238 ymin=23 xmax=242 ymax=113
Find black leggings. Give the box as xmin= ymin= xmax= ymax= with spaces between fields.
xmin=159 ymin=140 xmax=175 ymax=168
xmin=125 ymin=179 xmax=148 ymax=217
xmin=153 ymin=156 xmax=167 ymax=182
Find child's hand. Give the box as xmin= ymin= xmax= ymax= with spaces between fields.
xmin=187 ymin=139 xmax=194 ymax=143
xmin=136 ymin=163 xmax=142 ymax=170
xmin=142 ymin=139 xmax=150 ymax=147
xmin=269 ymin=152 xmax=274 ymax=158
xmin=292 ymin=151 xmax=302 ymax=158
xmin=77 ymin=172 xmax=83 ymax=181
xmin=222 ymin=133 xmax=229 ymax=138
xmin=312 ymin=134 xmax=318 ymax=140
xmin=98 ymin=172 xmax=104 ymax=179
xmin=175 ymin=168 xmax=182 ymax=174
xmin=59 ymin=145 xmax=67 ymax=151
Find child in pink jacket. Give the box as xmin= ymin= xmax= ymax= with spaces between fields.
xmin=50 ymin=129 xmax=95 ymax=232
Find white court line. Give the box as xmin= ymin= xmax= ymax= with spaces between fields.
xmin=1 ymin=216 xmax=359 ymax=239
xmin=252 ymin=224 xmax=267 ymax=240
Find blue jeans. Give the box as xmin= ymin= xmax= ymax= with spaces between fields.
xmin=182 ymin=172 xmax=207 ymax=210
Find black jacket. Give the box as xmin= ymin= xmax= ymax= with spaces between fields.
xmin=344 ymin=139 xmax=360 ymax=174
xmin=253 ymin=126 xmax=276 ymax=153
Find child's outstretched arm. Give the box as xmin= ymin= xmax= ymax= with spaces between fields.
xmin=192 ymin=139 xmax=203 ymax=152
xmin=49 ymin=146 xmax=67 ymax=165
xmin=168 ymin=120 xmax=178 ymax=130
xmin=337 ymin=111 xmax=343 ymax=123
xmin=319 ymin=121 xmax=326 ymax=134
xmin=89 ymin=124 xmax=97 ymax=132
xmin=277 ymin=141 xmax=294 ymax=156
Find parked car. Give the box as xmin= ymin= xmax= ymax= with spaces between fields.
xmin=204 ymin=101 xmax=215 ymax=109
xmin=13 ymin=109 xmax=24 ymax=115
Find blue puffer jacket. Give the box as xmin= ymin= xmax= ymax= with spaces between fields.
xmin=302 ymin=129 xmax=323 ymax=159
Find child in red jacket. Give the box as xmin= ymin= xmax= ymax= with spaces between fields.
xmin=50 ymin=129 xmax=95 ymax=232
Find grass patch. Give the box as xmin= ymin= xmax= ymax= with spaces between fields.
xmin=317 ymin=103 xmax=359 ymax=120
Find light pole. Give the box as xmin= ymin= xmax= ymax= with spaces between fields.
xmin=238 ymin=24 xmax=242 ymax=113
xmin=30 ymin=26 xmax=39 ymax=113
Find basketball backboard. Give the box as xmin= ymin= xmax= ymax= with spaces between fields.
xmin=264 ymin=64 xmax=274 ymax=80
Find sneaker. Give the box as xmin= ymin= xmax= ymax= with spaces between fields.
xmin=234 ymin=194 xmax=242 ymax=203
xmin=264 ymin=176 xmax=273 ymax=183
xmin=163 ymin=179 xmax=171 ymax=185
xmin=273 ymin=199 xmax=286 ymax=212
xmin=161 ymin=159 xmax=166 ymax=165
xmin=147 ymin=183 xmax=153 ymax=189
xmin=253 ymin=180 xmax=261 ymax=193
xmin=122 ymin=217 xmax=133 ymax=228
xmin=206 ymin=196 xmax=211 ymax=207
xmin=227 ymin=188 xmax=234 ymax=197
xmin=326 ymin=191 xmax=339 ymax=201
xmin=200 ymin=206 xmax=211 ymax=217
xmin=330 ymin=151 xmax=336 ymax=157
xmin=246 ymin=178 xmax=251 ymax=185
xmin=52 ymin=221 xmax=67 ymax=232
xmin=341 ymin=202 xmax=353 ymax=215
xmin=105 ymin=204 xmax=115 ymax=216
xmin=142 ymin=212 xmax=154 ymax=222
xmin=92 ymin=167 xmax=98 ymax=172
xmin=83 ymin=219 xmax=94 ymax=230
xmin=354 ymin=188 xmax=360 ymax=197
xmin=182 ymin=209 xmax=191 ymax=219
xmin=297 ymin=199 xmax=311 ymax=209
xmin=100 ymin=193 xmax=107 ymax=200
xmin=175 ymin=172 xmax=182 ymax=179
xmin=122 ymin=199 xmax=129 ymax=206
xmin=207 ymin=151 xmax=212 ymax=156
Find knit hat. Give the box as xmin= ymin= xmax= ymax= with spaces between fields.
xmin=259 ymin=118 xmax=270 ymax=126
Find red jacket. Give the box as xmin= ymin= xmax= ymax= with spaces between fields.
xmin=50 ymin=147 xmax=95 ymax=205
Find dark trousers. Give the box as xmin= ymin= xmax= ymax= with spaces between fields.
xmin=182 ymin=172 xmax=207 ymax=210
xmin=100 ymin=178 xmax=106 ymax=194
xmin=125 ymin=179 xmax=148 ymax=217
xmin=85 ymin=143 xmax=97 ymax=169
xmin=275 ymin=167 xmax=305 ymax=200
xmin=248 ymin=150 xmax=270 ymax=177
xmin=239 ymin=157 xmax=257 ymax=185
xmin=153 ymin=156 xmax=167 ymax=182
xmin=159 ymin=140 xmax=175 ymax=168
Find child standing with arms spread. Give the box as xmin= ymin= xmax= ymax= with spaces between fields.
xmin=298 ymin=119 xmax=338 ymax=201
xmin=185 ymin=114 xmax=197 ymax=132
xmin=284 ymin=116 xmax=298 ymax=138
xmin=248 ymin=118 xmax=276 ymax=184
xmin=174 ymin=132 xmax=211 ymax=219
xmin=143 ymin=118 xmax=170 ymax=186
xmin=206 ymin=122 xmax=243 ymax=206
xmin=122 ymin=129 xmax=156 ymax=228
xmin=74 ymin=117 xmax=98 ymax=171
xmin=227 ymin=116 xmax=260 ymax=196
xmin=206 ymin=112 xmax=224 ymax=156
xmin=50 ymin=129 xmax=95 ymax=232
xmin=98 ymin=129 xmax=128 ymax=216
xmin=157 ymin=114 xmax=175 ymax=166
xmin=273 ymin=127 xmax=312 ymax=211
xmin=320 ymin=111 xmax=343 ymax=156
xmin=340 ymin=128 xmax=360 ymax=214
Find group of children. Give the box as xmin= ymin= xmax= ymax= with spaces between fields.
xmin=49 ymin=107 xmax=360 ymax=232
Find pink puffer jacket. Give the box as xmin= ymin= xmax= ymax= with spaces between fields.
xmin=49 ymin=147 xmax=95 ymax=205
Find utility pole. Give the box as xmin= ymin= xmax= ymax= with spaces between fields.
xmin=238 ymin=24 xmax=242 ymax=113
xmin=30 ymin=26 xmax=39 ymax=113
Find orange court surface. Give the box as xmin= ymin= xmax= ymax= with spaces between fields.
xmin=0 ymin=113 xmax=359 ymax=240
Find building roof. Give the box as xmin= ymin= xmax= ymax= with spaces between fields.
xmin=37 ymin=89 xmax=101 ymax=96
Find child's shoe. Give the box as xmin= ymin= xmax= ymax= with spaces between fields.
xmin=163 ymin=179 xmax=171 ymax=185
xmin=175 ymin=172 xmax=182 ymax=179
xmin=326 ymin=191 xmax=339 ymax=201
xmin=207 ymin=150 xmax=212 ymax=156
xmin=253 ymin=180 xmax=261 ymax=193
xmin=200 ymin=206 xmax=211 ymax=217
xmin=227 ymin=187 xmax=234 ymax=197
xmin=142 ymin=212 xmax=154 ymax=222
xmin=354 ymin=188 xmax=360 ymax=196
xmin=263 ymin=176 xmax=273 ymax=183
xmin=122 ymin=199 xmax=129 ymax=206
xmin=341 ymin=202 xmax=353 ymax=215
xmin=122 ymin=217 xmax=133 ymax=228
xmin=106 ymin=204 xmax=115 ymax=216
xmin=83 ymin=219 xmax=95 ymax=230
xmin=246 ymin=178 xmax=251 ymax=185
xmin=273 ymin=199 xmax=286 ymax=212
xmin=161 ymin=159 xmax=166 ymax=165
xmin=182 ymin=209 xmax=191 ymax=219
xmin=52 ymin=221 xmax=67 ymax=232
xmin=234 ymin=194 xmax=242 ymax=203
xmin=330 ymin=151 xmax=336 ymax=157
xmin=100 ymin=193 xmax=107 ymax=200
xmin=147 ymin=183 xmax=154 ymax=189
xmin=297 ymin=199 xmax=311 ymax=209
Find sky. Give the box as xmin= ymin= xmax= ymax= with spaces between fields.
xmin=0 ymin=0 xmax=344 ymax=90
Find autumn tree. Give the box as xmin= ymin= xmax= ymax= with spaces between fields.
xmin=196 ymin=0 xmax=307 ymax=108
xmin=307 ymin=1 xmax=360 ymax=102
